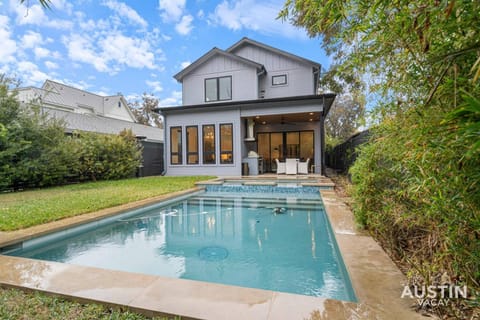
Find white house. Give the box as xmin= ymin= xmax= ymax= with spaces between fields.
xmin=16 ymin=80 xmax=164 ymax=176
xmin=158 ymin=37 xmax=335 ymax=176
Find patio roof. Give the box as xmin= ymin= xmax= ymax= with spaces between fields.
xmin=156 ymin=94 xmax=336 ymax=118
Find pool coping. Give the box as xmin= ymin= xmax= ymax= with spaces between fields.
xmin=0 ymin=181 xmax=427 ymax=319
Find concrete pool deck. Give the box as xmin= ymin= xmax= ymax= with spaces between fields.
xmin=0 ymin=178 xmax=426 ymax=319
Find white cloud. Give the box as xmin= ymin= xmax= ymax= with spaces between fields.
xmin=0 ymin=15 xmax=17 ymax=63
xmin=64 ymin=31 xmax=160 ymax=73
xmin=103 ymin=0 xmax=148 ymax=28
xmin=100 ymin=33 xmax=157 ymax=69
xmin=180 ymin=61 xmax=191 ymax=69
xmin=20 ymin=31 xmax=43 ymax=49
xmin=45 ymin=61 xmax=59 ymax=69
xmin=10 ymin=0 xmax=73 ymax=29
xmin=159 ymin=90 xmax=182 ymax=107
xmin=158 ymin=0 xmax=185 ymax=22
xmin=175 ymin=15 xmax=193 ymax=35
xmin=17 ymin=61 xmax=49 ymax=85
xmin=34 ymin=47 xmax=50 ymax=59
xmin=146 ymin=80 xmax=163 ymax=93
xmin=64 ymin=33 xmax=110 ymax=72
xmin=210 ymin=0 xmax=306 ymax=39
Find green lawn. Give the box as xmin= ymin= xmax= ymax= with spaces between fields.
xmin=0 ymin=176 xmax=214 ymax=231
xmin=0 ymin=287 xmax=176 ymax=320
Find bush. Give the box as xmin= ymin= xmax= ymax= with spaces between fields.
xmin=350 ymin=103 xmax=480 ymax=313
xmin=0 ymin=76 xmax=143 ymax=191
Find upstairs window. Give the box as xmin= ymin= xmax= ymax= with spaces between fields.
xmin=272 ymin=74 xmax=287 ymax=86
xmin=205 ymin=76 xmax=232 ymax=102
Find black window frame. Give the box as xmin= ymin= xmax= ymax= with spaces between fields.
xmin=272 ymin=74 xmax=287 ymax=86
xmin=204 ymin=76 xmax=232 ymax=102
xmin=170 ymin=126 xmax=182 ymax=165
xmin=202 ymin=124 xmax=216 ymax=164
xmin=219 ymin=123 xmax=233 ymax=164
xmin=186 ymin=125 xmax=199 ymax=165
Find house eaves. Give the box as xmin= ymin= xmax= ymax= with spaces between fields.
xmin=174 ymin=47 xmax=265 ymax=82
xmin=227 ymin=37 xmax=321 ymax=69
xmin=156 ymin=93 xmax=336 ymax=117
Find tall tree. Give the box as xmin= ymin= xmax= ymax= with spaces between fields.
xmin=128 ymin=93 xmax=163 ymax=128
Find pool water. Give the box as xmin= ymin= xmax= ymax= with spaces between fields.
xmin=5 ymin=191 xmax=356 ymax=302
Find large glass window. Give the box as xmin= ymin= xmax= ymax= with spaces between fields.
xmin=220 ymin=123 xmax=233 ymax=164
xmin=205 ymin=76 xmax=232 ymax=102
xmin=170 ymin=126 xmax=182 ymax=165
xmin=202 ymin=124 xmax=215 ymax=164
xmin=186 ymin=126 xmax=198 ymax=164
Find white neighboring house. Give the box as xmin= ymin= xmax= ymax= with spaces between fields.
xmin=15 ymin=80 xmax=164 ymax=176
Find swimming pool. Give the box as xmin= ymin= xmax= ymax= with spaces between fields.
xmin=3 ymin=187 xmax=356 ymax=302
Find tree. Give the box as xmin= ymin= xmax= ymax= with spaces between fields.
xmin=325 ymin=94 xmax=364 ymax=141
xmin=19 ymin=0 xmax=51 ymax=9
xmin=128 ymin=93 xmax=163 ymax=128
xmin=279 ymin=1 xmax=480 ymax=318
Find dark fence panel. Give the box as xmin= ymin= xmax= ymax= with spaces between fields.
xmin=139 ymin=141 xmax=164 ymax=176
xmin=326 ymin=130 xmax=370 ymax=172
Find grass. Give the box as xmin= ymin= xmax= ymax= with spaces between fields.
xmin=0 ymin=287 xmax=176 ymax=319
xmin=0 ymin=176 xmax=215 ymax=231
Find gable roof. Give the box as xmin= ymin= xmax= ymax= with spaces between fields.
xmin=41 ymin=106 xmax=163 ymax=142
xmin=227 ymin=37 xmax=321 ymax=69
xmin=174 ymin=47 xmax=265 ymax=82
xmin=18 ymin=80 xmax=137 ymax=122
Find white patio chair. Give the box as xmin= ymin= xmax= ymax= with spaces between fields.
xmin=275 ymin=159 xmax=286 ymax=174
xmin=285 ymin=158 xmax=297 ymax=175
xmin=298 ymin=158 xmax=310 ymax=174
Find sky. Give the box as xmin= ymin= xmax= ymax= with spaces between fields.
xmin=0 ymin=0 xmax=330 ymax=107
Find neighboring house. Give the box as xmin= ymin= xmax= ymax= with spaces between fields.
xmin=158 ymin=37 xmax=335 ymax=176
xmin=16 ymin=80 xmax=164 ymax=176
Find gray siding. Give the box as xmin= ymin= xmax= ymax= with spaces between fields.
xmin=232 ymin=46 xmax=316 ymax=98
xmin=182 ymin=55 xmax=258 ymax=105
xmin=165 ymin=109 xmax=242 ymax=176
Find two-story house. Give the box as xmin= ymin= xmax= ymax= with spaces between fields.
xmin=16 ymin=80 xmax=164 ymax=176
xmin=158 ymin=37 xmax=335 ymax=176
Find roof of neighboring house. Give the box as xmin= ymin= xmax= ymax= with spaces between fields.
xmin=16 ymin=80 xmax=137 ymax=122
xmin=174 ymin=47 xmax=265 ymax=82
xmin=42 ymin=107 xmax=163 ymax=142
xmin=157 ymin=93 xmax=336 ymax=117
xmin=226 ymin=37 xmax=321 ymax=69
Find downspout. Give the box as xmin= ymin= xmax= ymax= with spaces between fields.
xmin=160 ymin=111 xmax=167 ymax=176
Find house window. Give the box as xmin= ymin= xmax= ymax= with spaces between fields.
xmin=272 ymin=74 xmax=287 ymax=86
xmin=186 ymin=126 xmax=198 ymax=164
xmin=170 ymin=126 xmax=182 ymax=165
xmin=205 ymin=76 xmax=232 ymax=102
xmin=202 ymin=124 xmax=215 ymax=164
xmin=220 ymin=123 xmax=233 ymax=164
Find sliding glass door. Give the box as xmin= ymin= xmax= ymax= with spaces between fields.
xmin=257 ymin=131 xmax=314 ymax=172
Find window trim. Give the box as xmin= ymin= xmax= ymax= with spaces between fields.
xmin=272 ymin=74 xmax=288 ymax=86
xmin=202 ymin=124 xmax=216 ymax=164
xmin=219 ymin=123 xmax=234 ymax=164
xmin=204 ymin=76 xmax=232 ymax=102
xmin=170 ymin=126 xmax=182 ymax=165
xmin=186 ymin=125 xmax=199 ymax=165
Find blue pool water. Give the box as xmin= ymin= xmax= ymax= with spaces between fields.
xmin=4 ymin=188 xmax=356 ymax=302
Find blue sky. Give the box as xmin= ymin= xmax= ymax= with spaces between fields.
xmin=0 ymin=0 xmax=329 ymax=106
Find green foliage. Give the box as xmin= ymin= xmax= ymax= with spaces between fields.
xmin=0 ymin=287 xmax=174 ymax=319
xmin=0 ymin=75 xmax=143 ymax=191
xmin=74 ymin=130 xmax=142 ymax=182
xmin=280 ymin=0 xmax=480 ymax=316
